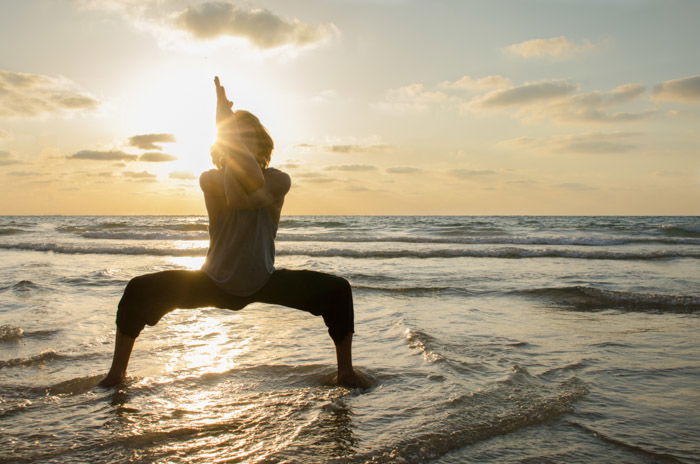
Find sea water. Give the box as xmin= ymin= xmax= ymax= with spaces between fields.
xmin=0 ymin=215 xmax=698 ymax=463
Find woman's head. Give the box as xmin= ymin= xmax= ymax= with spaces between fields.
xmin=212 ymin=110 xmax=274 ymax=169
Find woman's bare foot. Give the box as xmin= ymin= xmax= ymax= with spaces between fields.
xmin=97 ymin=373 xmax=125 ymax=388
xmin=337 ymin=369 xmax=373 ymax=389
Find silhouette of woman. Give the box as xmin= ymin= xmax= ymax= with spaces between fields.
xmin=99 ymin=76 xmax=369 ymax=388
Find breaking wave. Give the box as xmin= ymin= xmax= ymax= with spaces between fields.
xmin=0 ymin=351 xmax=98 ymax=370
xmin=1 ymin=242 xmax=698 ymax=260
xmin=0 ymin=325 xmax=24 ymax=342
xmin=0 ymin=325 xmax=59 ymax=342
xmin=0 ymin=280 xmax=41 ymax=293
xmin=353 ymin=285 xmax=472 ymax=296
xmin=659 ymin=223 xmax=700 ymax=238
xmin=0 ymin=227 xmax=25 ymax=236
xmin=514 ymin=286 xmax=700 ymax=313
xmin=0 ymin=351 xmax=64 ymax=369
xmin=57 ymin=222 xmax=209 ymax=235
xmin=80 ymin=231 xmax=208 ymax=241
xmin=342 ymin=366 xmax=588 ymax=464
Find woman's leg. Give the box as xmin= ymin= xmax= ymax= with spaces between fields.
xmin=99 ymin=270 xmax=240 ymax=387
xmin=98 ymin=329 xmax=135 ymax=387
xmin=253 ymin=269 xmax=370 ymax=388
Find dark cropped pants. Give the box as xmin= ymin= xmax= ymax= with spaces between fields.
xmin=116 ymin=269 xmax=354 ymax=344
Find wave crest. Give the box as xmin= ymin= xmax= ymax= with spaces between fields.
xmin=660 ymin=224 xmax=700 ymax=238
xmin=0 ymin=227 xmax=25 ymax=236
xmin=0 ymin=325 xmax=24 ymax=342
xmin=0 ymin=351 xmax=63 ymax=369
xmin=515 ymin=286 xmax=700 ymax=313
xmin=2 ymin=242 xmax=699 ymax=260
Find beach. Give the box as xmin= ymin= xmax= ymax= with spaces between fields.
xmin=1 ymin=215 xmax=699 ymax=463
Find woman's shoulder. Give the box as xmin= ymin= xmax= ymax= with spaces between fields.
xmin=199 ymin=169 xmax=224 ymax=194
xmin=263 ymin=168 xmax=291 ymax=196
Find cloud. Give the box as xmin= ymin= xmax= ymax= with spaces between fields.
xmin=123 ymin=170 xmax=156 ymax=179
xmin=557 ymin=182 xmax=596 ymax=191
xmin=0 ymin=69 xmax=99 ymax=118
xmin=324 ymin=164 xmax=377 ymax=172
xmin=501 ymin=131 xmax=639 ymax=154
xmin=327 ymin=144 xmax=392 ymax=154
xmin=505 ymin=36 xmax=596 ymax=60
xmin=345 ymin=185 xmax=370 ymax=192
xmin=386 ymin=167 xmax=421 ymax=174
xmin=374 ymin=83 xmax=454 ymax=113
xmin=174 ymin=1 xmax=338 ymax=49
xmin=0 ymin=129 xmax=11 ymax=140
xmin=68 ymin=150 xmax=138 ymax=161
xmin=653 ymin=75 xmax=700 ymax=103
xmin=0 ymin=150 xmax=21 ymax=166
xmin=6 ymin=171 xmax=35 ymax=177
xmin=295 ymin=172 xmax=324 ymax=178
xmin=297 ymin=142 xmax=392 ymax=154
xmin=139 ymin=152 xmax=177 ymax=162
xmin=82 ymin=0 xmax=337 ymax=52
xmin=381 ymin=77 xmax=653 ymax=124
xmin=472 ymin=80 xmax=578 ymax=108
xmin=652 ymin=169 xmax=683 ymax=178
xmin=558 ymin=135 xmax=637 ymax=153
xmin=276 ymin=162 xmax=300 ymax=169
xmin=295 ymin=172 xmax=335 ymax=183
xmin=471 ymin=80 xmax=654 ymax=124
xmin=169 ymin=170 xmax=196 ymax=180
xmin=311 ymin=89 xmax=351 ymax=105
xmin=128 ymin=133 xmax=176 ymax=150
xmin=439 ymin=75 xmax=512 ymax=90
xmin=543 ymin=83 xmax=654 ymax=123
xmin=450 ymin=169 xmax=496 ymax=178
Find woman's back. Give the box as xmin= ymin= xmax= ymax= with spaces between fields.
xmin=202 ymin=206 xmax=277 ymax=296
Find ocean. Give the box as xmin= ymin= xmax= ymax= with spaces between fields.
xmin=0 ymin=215 xmax=698 ymax=463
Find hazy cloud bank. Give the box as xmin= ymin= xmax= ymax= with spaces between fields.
xmin=386 ymin=167 xmax=421 ymax=174
xmin=69 ymin=150 xmax=138 ymax=161
xmin=653 ymin=75 xmax=700 ymax=103
xmin=0 ymin=70 xmax=98 ymax=118
xmin=505 ymin=36 xmax=597 ymax=60
xmin=0 ymin=151 xmax=21 ymax=166
xmin=297 ymin=142 xmax=392 ymax=154
xmin=379 ymin=75 xmax=657 ymax=125
xmin=79 ymin=0 xmax=337 ymax=52
xmin=472 ymin=81 xmax=579 ymax=108
xmin=128 ymin=133 xmax=176 ymax=150
xmin=169 ymin=171 xmax=196 ymax=180
xmin=325 ymin=164 xmax=377 ymax=172
xmin=501 ymin=131 xmax=640 ymax=154
xmin=175 ymin=1 xmax=338 ymax=49
xmin=139 ymin=152 xmax=178 ymax=162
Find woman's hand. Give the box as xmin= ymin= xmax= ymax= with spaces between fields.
xmin=214 ymin=76 xmax=234 ymax=124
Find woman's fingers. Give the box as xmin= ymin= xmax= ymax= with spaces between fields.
xmin=214 ymin=75 xmax=234 ymax=110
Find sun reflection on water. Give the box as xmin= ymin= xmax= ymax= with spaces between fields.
xmin=167 ymin=256 xmax=206 ymax=270
xmin=159 ymin=314 xmax=251 ymax=382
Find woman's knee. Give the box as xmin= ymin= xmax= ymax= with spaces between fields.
xmin=115 ymin=275 xmax=155 ymax=338
xmin=320 ymin=276 xmax=353 ymax=343
xmin=329 ymin=276 xmax=352 ymax=302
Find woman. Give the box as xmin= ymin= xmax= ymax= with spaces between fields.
xmin=98 ymin=77 xmax=369 ymax=388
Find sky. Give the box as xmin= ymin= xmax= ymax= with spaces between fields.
xmin=0 ymin=0 xmax=698 ymax=215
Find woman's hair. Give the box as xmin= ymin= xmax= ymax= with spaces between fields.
xmin=212 ymin=110 xmax=274 ymax=169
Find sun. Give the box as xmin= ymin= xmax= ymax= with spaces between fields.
xmin=119 ymin=62 xmax=282 ymax=183
xmin=120 ymin=66 xmax=219 ymax=176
